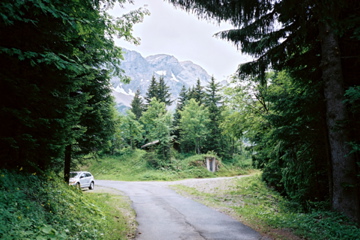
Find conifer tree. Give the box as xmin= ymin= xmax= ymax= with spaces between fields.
xmin=204 ymin=76 xmax=225 ymax=156
xmin=193 ymin=79 xmax=205 ymax=105
xmin=145 ymin=75 xmax=158 ymax=105
xmin=157 ymin=76 xmax=173 ymax=106
xmin=130 ymin=89 xmax=145 ymax=120
xmin=173 ymin=85 xmax=188 ymax=143
xmin=187 ymin=86 xmax=196 ymax=102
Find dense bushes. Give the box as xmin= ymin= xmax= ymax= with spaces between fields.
xmin=0 ymin=170 xmax=114 ymax=239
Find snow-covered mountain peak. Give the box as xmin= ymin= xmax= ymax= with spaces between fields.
xmin=111 ymin=49 xmax=212 ymax=113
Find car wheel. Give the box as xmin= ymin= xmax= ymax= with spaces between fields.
xmin=77 ymin=182 xmax=81 ymax=190
xmin=89 ymin=181 xmax=94 ymax=190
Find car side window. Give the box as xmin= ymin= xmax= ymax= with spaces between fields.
xmin=86 ymin=173 xmax=91 ymax=177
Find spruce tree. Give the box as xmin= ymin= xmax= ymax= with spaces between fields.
xmin=131 ymin=89 xmax=145 ymax=120
xmin=204 ymin=76 xmax=225 ymax=156
xmin=193 ymin=78 xmax=205 ymax=105
xmin=145 ymin=75 xmax=159 ymax=105
xmin=173 ymin=85 xmax=188 ymax=144
xmin=157 ymin=76 xmax=173 ymax=106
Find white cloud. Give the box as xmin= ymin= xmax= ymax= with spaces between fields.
xmin=108 ymin=0 xmax=252 ymax=81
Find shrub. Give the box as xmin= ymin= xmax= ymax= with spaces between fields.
xmin=0 ymin=169 xmax=119 ymax=240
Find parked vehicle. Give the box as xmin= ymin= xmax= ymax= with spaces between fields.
xmin=69 ymin=171 xmax=95 ymax=190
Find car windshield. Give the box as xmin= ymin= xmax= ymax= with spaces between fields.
xmin=69 ymin=172 xmax=80 ymax=178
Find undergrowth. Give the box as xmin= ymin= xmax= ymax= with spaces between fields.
xmin=0 ymin=169 xmax=130 ymax=240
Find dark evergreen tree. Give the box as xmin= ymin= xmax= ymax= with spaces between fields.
xmin=193 ymin=79 xmax=205 ymax=105
xmin=203 ymin=76 xmax=226 ymax=157
xmin=145 ymin=75 xmax=159 ymax=105
xmin=172 ymin=85 xmax=188 ymax=148
xmin=131 ymin=89 xmax=145 ymax=120
xmin=157 ymin=76 xmax=173 ymax=106
xmin=0 ymin=0 xmax=147 ymax=178
xmin=187 ymin=86 xmax=196 ymax=101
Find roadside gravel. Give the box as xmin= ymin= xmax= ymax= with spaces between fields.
xmin=166 ymin=175 xmax=247 ymax=194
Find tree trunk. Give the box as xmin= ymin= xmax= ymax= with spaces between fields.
xmin=64 ymin=144 xmax=71 ymax=184
xmin=319 ymin=21 xmax=360 ymax=223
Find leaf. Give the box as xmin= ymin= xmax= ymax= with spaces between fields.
xmin=41 ymin=225 xmax=53 ymax=234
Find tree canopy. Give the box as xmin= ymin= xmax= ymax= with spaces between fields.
xmin=0 ymin=0 xmax=148 ymax=172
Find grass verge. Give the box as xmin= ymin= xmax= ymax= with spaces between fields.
xmin=0 ymin=169 xmax=135 ymax=240
xmin=171 ymin=174 xmax=360 ymax=240
xmin=84 ymin=186 xmax=137 ymax=239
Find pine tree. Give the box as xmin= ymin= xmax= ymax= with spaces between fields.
xmin=131 ymin=89 xmax=145 ymax=120
xmin=193 ymin=79 xmax=205 ymax=105
xmin=145 ymin=75 xmax=159 ymax=105
xmin=173 ymin=85 xmax=188 ymax=144
xmin=204 ymin=76 xmax=225 ymax=156
xmin=157 ymin=76 xmax=173 ymax=106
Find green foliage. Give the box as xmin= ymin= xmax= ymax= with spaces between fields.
xmin=222 ymin=71 xmax=329 ymax=208
xmin=130 ymin=89 xmax=145 ymax=120
xmin=144 ymin=75 xmax=172 ymax=106
xmin=179 ymin=99 xmax=210 ymax=154
xmin=0 ymin=0 xmax=149 ymax=172
xmin=140 ymin=98 xmax=173 ymax=162
xmin=119 ymin=111 xmax=144 ymax=149
xmin=84 ymin=192 xmax=136 ymax=240
xmin=0 ymin=169 xmax=130 ymax=240
xmin=203 ymin=76 xmax=230 ymax=158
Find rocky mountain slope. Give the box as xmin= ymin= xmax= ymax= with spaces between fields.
xmin=111 ymin=49 xmax=211 ymax=112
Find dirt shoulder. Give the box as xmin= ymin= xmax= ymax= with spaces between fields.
xmin=167 ymin=176 xmax=303 ymax=240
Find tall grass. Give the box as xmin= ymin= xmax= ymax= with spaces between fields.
xmin=0 ymin=169 xmax=133 ymax=240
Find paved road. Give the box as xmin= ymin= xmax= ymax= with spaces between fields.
xmin=97 ymin=179 xmax=262 ymax=240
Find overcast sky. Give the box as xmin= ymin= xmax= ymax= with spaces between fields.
xmin=109 ymin=0 xmax=252 ymax=81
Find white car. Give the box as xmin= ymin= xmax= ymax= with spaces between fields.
xmin=69 ymin=171 xmax=95 ymax=190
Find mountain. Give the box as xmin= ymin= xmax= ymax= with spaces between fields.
xmin=111 ymin=49 xmax=211 ymax=112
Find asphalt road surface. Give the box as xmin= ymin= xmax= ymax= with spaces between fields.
xmin=97 ymin=179 xmax=262 ymax=240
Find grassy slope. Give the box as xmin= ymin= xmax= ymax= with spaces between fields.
xmin=0 ymin=169 xmax=135 ymax=240
xmin=83 ymin=149 xmax=254 ymax=181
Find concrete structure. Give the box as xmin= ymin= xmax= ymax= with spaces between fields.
xmin=205 ymin=157 xmax=219 ymax=172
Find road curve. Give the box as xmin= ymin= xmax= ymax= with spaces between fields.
xmin=96 ymin=179 xmax=262 ymax=240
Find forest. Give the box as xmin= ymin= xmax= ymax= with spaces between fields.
xmin=0 ymin=0 xmax=359 ymax=229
